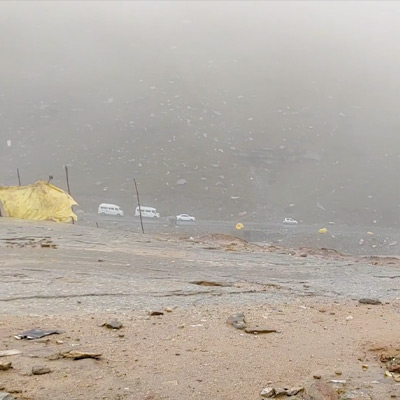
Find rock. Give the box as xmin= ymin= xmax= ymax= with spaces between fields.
xmin=0 ymin=362 xmax=12 ymax=371
xmin=274 ymin=388 xmax=287 ymax=396
xmin=306 ymin=382 xmax=338 ymax=400
xmin=244 ymin=327 xmax=277 ymax=334
xmin=0 ymin=393 xmax=15 ymax=400
xmin=149 ymin=311 xmax=164 ymax=316
xmin=0 ymin=350 xmax=21 ymax=358
xmin=102 ymin=320 xmax=123 ymax=329
xmin=345 ymin=315 xmax=353 ymax=321
xmin=334 ymin=370 xmax=342 ymax=375
xmin=359 ymin=298 xmax=382 ymax=305
xmin=32 ymin=366 xmax=51 ymax=375
xmin=62 ymin=351 xmax=102 ymax=360
xmin=387 ymin=357 xmax=400 ymax=373
xmin=226 ymin=313 xmax=247 ymax=330
xmin=260 ymin=387 xmax=275 ymax=398
xmin=191 ymin=280 xmax=226 ymax=287
xmin=287 ymin=387 xmax=304 ymax=396
xmin=313 ymin=374 xmax=322 ymax=380
xmin=165 ymin=307 xmax=173 ymax=313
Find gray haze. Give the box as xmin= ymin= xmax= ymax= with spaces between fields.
xmin=1 ymin=1 xmax=399 ymax=226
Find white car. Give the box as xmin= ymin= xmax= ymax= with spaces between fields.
xmin=176 ymin=214 xmax=195 ymax=222
xmin=98 ymin=203 xmax=124 ymax=216
xmin=283 ymin=217 xmax=298 ymax=225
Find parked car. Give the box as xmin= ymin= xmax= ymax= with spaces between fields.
xmin=283 ymin=217 xmax=298 ymax=225
xmin=176 ymin=214 xmax=195 ymax=222
xmin=98 ymin=203 xmax=124 ymax=216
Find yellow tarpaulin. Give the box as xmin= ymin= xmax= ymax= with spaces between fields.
xmin=0 ymin=180 xmax=77 ymax=223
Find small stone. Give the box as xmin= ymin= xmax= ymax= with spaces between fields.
xmin=345 ymin=315 xmax=353 ymax=321
xmin=165 ymin=307 xmax=173 ymax=313
xmin=260 ymin=387 xmax=275 ymax=398
xmin=149 ymin=311 xmax=164 ymax=316
xmin=359 ymin=298 xmax=382 ymax=305
xmin=0 ymin=350 xmax=21 ymax=357
xmin=32 ymin=366 xmax=51 ymax=375
xmin=274 ymin=388 xmax=287 ymax=396
xmin=307 ymin=382 xmax=339 ymax=400
xmin=0 ymin=362 xmax=12 ymax=371
xmin=335 ymin=370 xmax=342 ymax=375
xmin=226 ymin=313 xmax=247 ymax=330
xmin=102 ymin=320 xmax=123 ymax=330
xmin=0 ymin=392 xmax=15 ymax=400
xmin=287 ymin=387 xmax=304 ymax=396
xmin=62 ymin=351 xmax=102 ymax=360
xmin=313 ymin=374 xmax=322 ymax=379
xmin=244 ymin=327 xmax=277 ymax=334
xmin=362 ymin=364 xmax=368 ymax=370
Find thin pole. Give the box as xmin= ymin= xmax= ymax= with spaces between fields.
xmin=64 ymin=166 xmax=74 ymax=224
xmin=65 ymin=166 xmax=71 ymax=195
xmin=17 ymin=168 xmax=21 ymax=186
xmin=133 ymin=178 xmax=144 ymax=234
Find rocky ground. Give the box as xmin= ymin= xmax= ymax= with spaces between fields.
xmin=0 ymin=218 xmax=400 ymax=400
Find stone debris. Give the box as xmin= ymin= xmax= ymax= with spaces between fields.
xmin=0 ymin=393 xmax=15 ymax=400
xmin=386 ymin=357 xmax=400 ymax=373
xmin=102 ymin=320 xmax=123 ymax=330
xmin=0 ymin=362 xmax=12 ymax=371
xmin=0 ymin=350 xmax=21 ymax=358
xmin=14 ymin=328 xmax=60 ymax=340
xmin=226 ymin=313 xmax=247 ymax=330
xmin=306 ymin=382 xmax=338 ymax=400
xmin=62 ymin=350 xmax=102 ymax=360
xmin=244 ymin=327 xmax=277 ymax=334
xmin=260 ymin=387 xmax=275 ymax=398
xmin=32 ymin=366 xmax=51 ymax=375
xmin=260 ymin=386 xmax=304 ymax=398
xmin=149 ymin=311 xmax=164 ymax=316
xmin=358 ymin=298 xmax=382 ymax=305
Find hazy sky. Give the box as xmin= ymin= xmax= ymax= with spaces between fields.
xmin=1 ymin=1 xmax=399 ymax=224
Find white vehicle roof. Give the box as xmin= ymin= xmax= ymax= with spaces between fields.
xmin=99 ymin=203 xmax=121 ymax=208
xmin=136 ymin=206 xmax=157 ymax=210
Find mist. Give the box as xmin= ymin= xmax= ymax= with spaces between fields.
xmin=1 ymin=1 xmax=399 ymax=226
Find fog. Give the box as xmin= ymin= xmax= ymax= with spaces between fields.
xmin=1 ymin=1 xmax=399 ymax=226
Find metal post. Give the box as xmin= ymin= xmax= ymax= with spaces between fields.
xmin=64 ymin=166 xmax=74 ymax=224
xmin=133 ymin=178 xmax=144 ymax=234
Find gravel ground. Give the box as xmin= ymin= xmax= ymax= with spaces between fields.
xmin=0 ymin=218 xmax=399 ymax=400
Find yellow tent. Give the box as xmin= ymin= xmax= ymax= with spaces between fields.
xmin=0 ymin=180 xmax=77 ymax=223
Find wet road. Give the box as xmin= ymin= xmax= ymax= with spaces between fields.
xmin=0 ymin=219 xmax=399 ymax=315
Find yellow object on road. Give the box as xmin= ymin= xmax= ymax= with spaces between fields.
xmin=318 ymin=227 xmax=328 ymax=234
xmin=0 ymin=180 xmax=77 ymax=223
xmin=235 ymin=223 xmax=244 ymax=230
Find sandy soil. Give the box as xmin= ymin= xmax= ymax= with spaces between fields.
xmin=0 ymin=219 xmax=400 ymax=400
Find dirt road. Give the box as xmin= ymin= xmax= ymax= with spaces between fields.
xmin=0 ymin=219 xmax=399 ymax=399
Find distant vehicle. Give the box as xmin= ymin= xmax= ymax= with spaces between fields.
xmin=135 ymin=206 xmax=160 ymax=219
xmin=176 ymin=213 xmax=195 ymax=222
xmin=283 ymin=217 xmax=298 ymax=225
xmin=98 ymin=203 xmax=124 ymax=216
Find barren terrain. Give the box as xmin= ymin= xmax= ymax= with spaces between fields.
xmin=0 ymin=218 xmax=400 ymax=400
